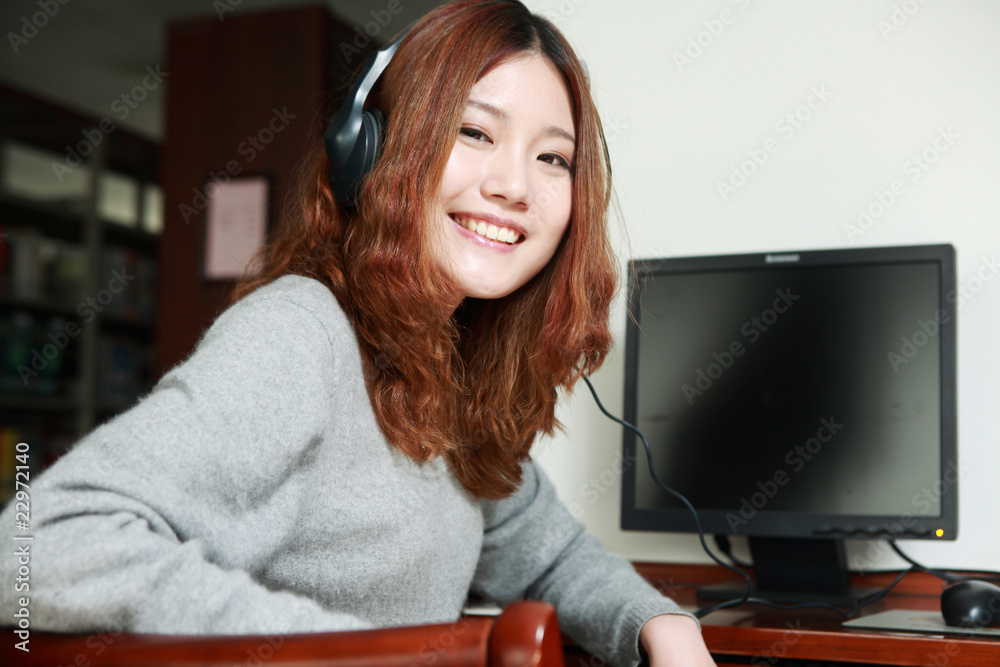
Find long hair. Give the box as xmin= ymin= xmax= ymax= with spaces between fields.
xmin=229 ymin=0 xmax=616 ymax=499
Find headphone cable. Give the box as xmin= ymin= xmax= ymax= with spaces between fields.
xmin=580 ymin=375 xmax=752 ymax=617
xmin=579 ymin=375 xmax=932 ymax=619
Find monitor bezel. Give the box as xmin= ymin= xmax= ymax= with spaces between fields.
xmin=620 ymin=243 xmax=958 ymax=542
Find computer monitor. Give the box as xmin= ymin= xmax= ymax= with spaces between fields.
xmin=620 ymin=244 xmax=957 ymax=605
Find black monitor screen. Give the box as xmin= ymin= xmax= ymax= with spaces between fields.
xmin=621 ymin=245 xmax=957 ymax=543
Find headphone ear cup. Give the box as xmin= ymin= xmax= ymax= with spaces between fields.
xmin=358 ymin=108 xmax=385 ymax=180
xmin=328 ymin=108 xmax=384 ymax=205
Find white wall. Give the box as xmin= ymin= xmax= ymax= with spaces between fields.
xmin=528 ymin=0 xmax=1000 ymax=573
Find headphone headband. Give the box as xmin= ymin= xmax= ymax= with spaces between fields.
xmin=325 ymin=29 xmax=410 ymax=206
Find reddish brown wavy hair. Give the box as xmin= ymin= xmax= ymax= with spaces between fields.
xmin=229 ymin=0 xmax=616 ymax=499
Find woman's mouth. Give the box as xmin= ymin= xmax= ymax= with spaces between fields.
xmin=451 ymin=214 xmax=523 ymax=245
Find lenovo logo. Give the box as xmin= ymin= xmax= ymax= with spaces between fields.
xmin=765 ymin=253 xmax=800 ymax=264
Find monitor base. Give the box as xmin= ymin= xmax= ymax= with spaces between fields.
xmin=696 ymin=580 xmax=882 ymax=608
xmin=696 ymin=536 xmax=879 ymax=607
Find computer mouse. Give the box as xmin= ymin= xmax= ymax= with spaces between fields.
xmin=940 ymin=580 xmax=1000 ymax=628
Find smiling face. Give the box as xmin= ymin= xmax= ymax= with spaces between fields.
xmin=431 ymin=54 xmax=575 ymax=302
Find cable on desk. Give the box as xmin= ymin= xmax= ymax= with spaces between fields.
xmin=888 ymin=540 xmax=1000 ymax=585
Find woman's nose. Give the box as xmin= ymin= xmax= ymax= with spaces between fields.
xmin=481 ymin=148 xmax=530 ymax=209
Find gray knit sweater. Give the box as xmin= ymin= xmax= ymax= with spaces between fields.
xmin=0 ymin=274 xmax=693 ymax=666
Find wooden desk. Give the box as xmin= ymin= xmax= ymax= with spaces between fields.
xmin=563 ymin=563 xmax=1000 ymax=666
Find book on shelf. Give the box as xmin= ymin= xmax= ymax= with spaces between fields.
xmin=1 ymin=227 xmax=89 ymax=307
xmin=0 ymin=310 xmax=77 ymax=397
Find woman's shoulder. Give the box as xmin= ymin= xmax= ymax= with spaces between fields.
xmin=157 ymin=274 xmax=359 ymax=409
xmin=170 ymin=274 xmax=359 ymax=386
xmin=240 ymin=274 xmax=346 ymax=316
xmin=224 ymin=274 xmax=354 ymax=342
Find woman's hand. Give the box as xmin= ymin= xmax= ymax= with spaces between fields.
xmin=639 ymin=613 xmax=717 ymax=667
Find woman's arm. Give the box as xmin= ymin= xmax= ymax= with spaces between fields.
xmin=472 ymin=462 xmax=707 ymax=667
xmin=640 ymin=614 xmax=717 ymax=666
xmin=0 ymin=281 xmax=371 ymax=635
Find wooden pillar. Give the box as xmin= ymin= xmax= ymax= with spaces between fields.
xmin=156 ymin=5 xmax=350 ymax=377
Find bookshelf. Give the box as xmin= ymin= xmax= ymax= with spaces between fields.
xmin=0 ymin=83 xmax=161 ymax=503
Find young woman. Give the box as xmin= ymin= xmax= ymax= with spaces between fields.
xmin=0 ymin=2 xmax=715 ymax=665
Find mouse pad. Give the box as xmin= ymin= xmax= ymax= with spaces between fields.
xmin=843 ymin=610 xmax=1000 ymax=637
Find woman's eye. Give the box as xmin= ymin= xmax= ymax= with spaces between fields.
xmin=460 ymin=127 xmax=489 ymax=142
xmin=539 ymin=153 xmax=572 ymax=170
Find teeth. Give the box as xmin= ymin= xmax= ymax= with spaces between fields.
xmin=456 ymin=216 xmax=520 ymax=245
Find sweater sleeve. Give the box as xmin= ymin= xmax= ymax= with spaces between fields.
xmin=0 ymin=286 xmax=373 ymax=635
xmin=471 ymin=462 xmax=698 ymax=667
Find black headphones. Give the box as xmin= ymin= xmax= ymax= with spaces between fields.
xmin=325 ymin=30 xmax=410 ymax=206
xmin=325 ymin=19 xmax=607 ymax=205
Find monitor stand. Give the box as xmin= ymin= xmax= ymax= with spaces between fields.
xmin=697 ymin=537 xmax=880 ymax=607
